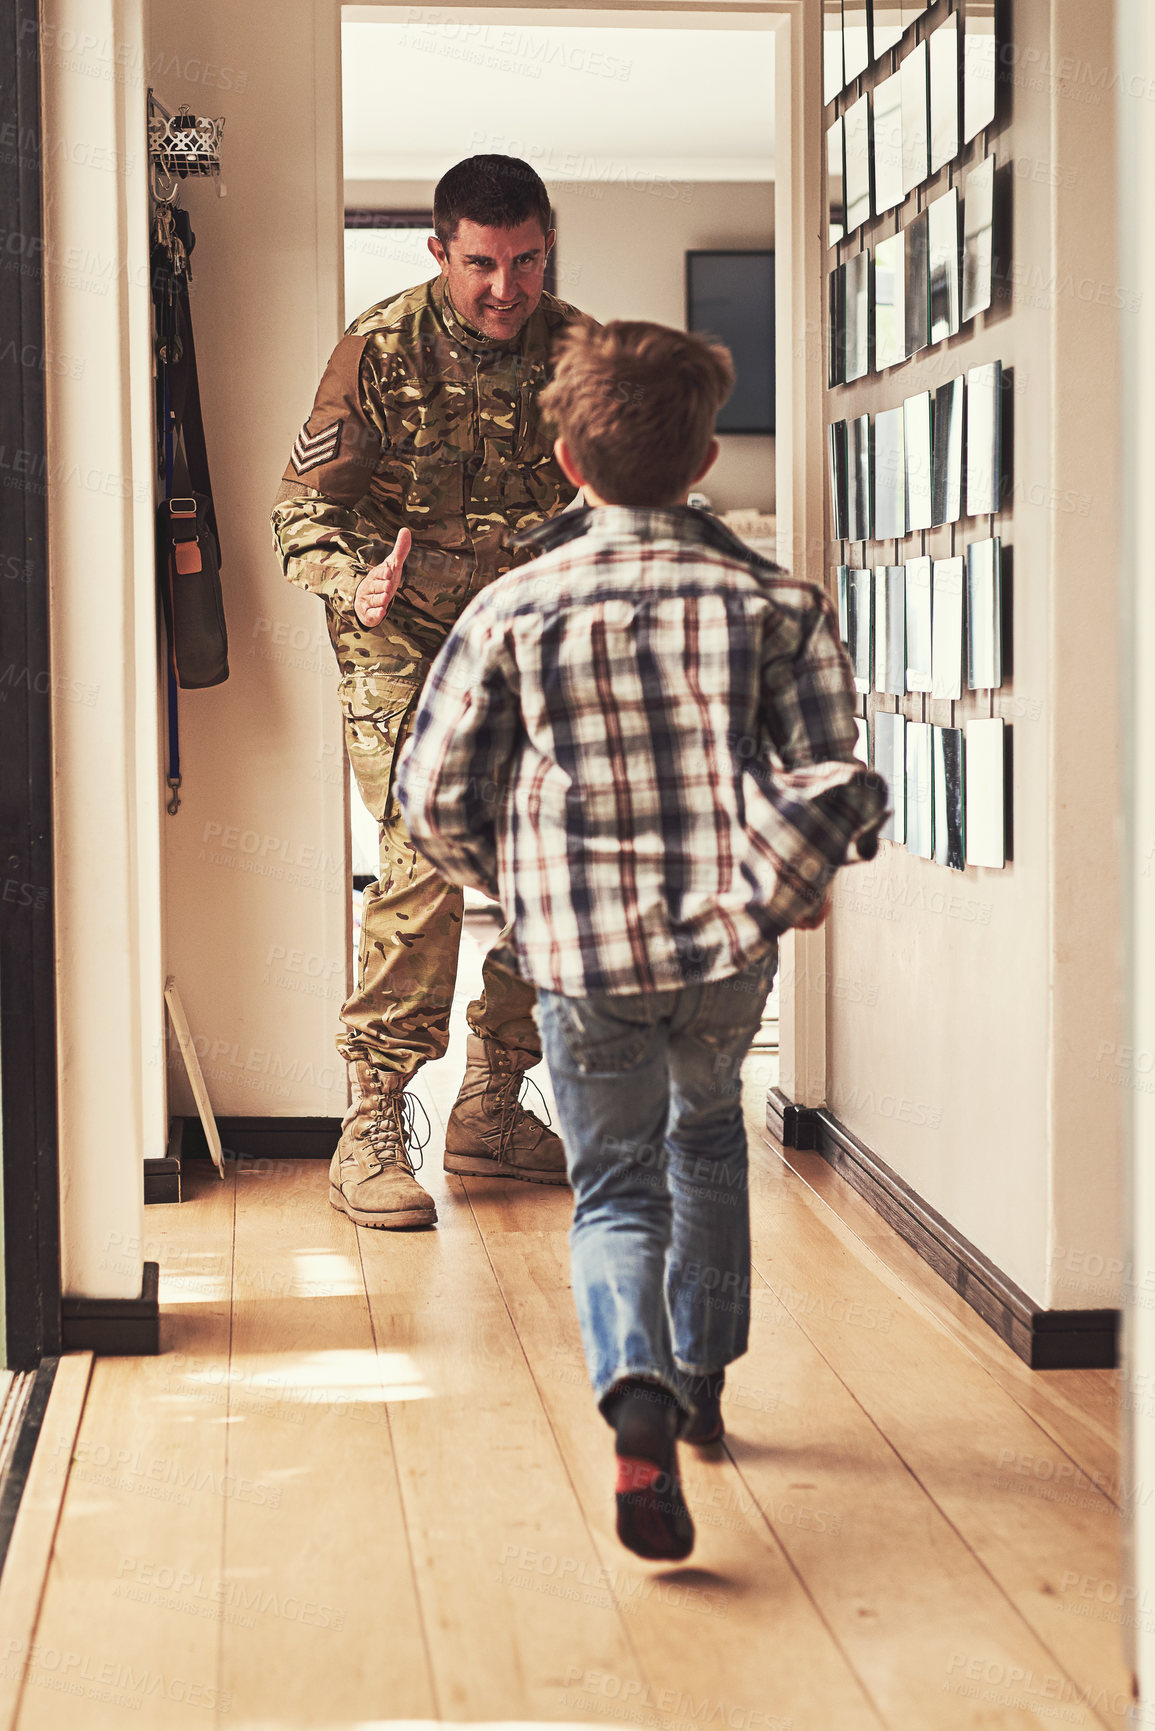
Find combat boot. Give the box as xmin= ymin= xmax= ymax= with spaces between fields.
xmin=444 ymin=1034 xmax=569 ymax=1186
xmin=329 ymin=1061 xmax=437 ymax=1228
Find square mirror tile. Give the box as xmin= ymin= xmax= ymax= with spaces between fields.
xmin=874 ymin=231 xmax=907 ymax=370
xmin=845 ymin=249 xmax=871 ymax=381
xmin=829 ymin=422 xmax=850 ymax=540
xmin=964 ymin=0 xmax=997 ymax=142
xmin=931 ymin=556 xmax=964 ymax=700
xmin=873 ymin=67 xmax=905 ymax=213
xmin=826 ymin=116 xmax=845 ymax=250
xmin=850 ymin=564 xmax=873 ymax=692
xmin=844 ymin=94 xmax=872 ymax=233
xmin=836 ymin=565 xmax=851 ymax=644
xmin=843 ymin=0 xmax=870 ymax=84
xmin=904 ymin=391 xmax=933 ymax=532
xmin=901 ymin=41 xmax=929 ymax=196
xmin=905 ymin=209 xmax=930 ymax=356
xmin=873 ymin=2 xmax=905 ymax=61
xmin=929 ymin=13 xmax=960 ymax=174
xmin=873 ymin=710 xmax=907 ymax=843
xmin=828 ymin=267 xmax=845 ymax=388
xmin=928 ymin=187 xmax=961 ymax=343
xmin=962 ymin=154 xmax=996 ymax=322
xmin=932 ymin=375 xmax=964 ymax=526
xmin=905 ymin=554 xmax=933 ymax=692
xmin=854 ymin=717 xmax=870 ymax=764
xmin=824 ymin=0 xmax=845 ymax=106
xmin=933 ymin=726 xmax=966 ymax=870
xmin=848 ymin=413 xmax=873 ymax=541
xmin=874 ymin=406 xmax=907 ymax=540
xmin=966 ymin=535 xmax=1003 ymax=689
xmin=965 ymin=716 xmax=1005 ymax=867
xmin=874 ymin=564 xmax=907 ymax=695
xmin=906 ymin=720 xmax=934 ymax=859
xmin=966 ymin=360 xmax=1002 ymax=516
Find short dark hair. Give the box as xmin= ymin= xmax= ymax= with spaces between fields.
xmin=540 ymin=320 xmax=734 ymax=507
xmin=433 ymin=155 xmax=552 ymax=248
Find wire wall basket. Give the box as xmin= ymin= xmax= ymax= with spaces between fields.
xmin=148 ymin=91 xmax=224 ymax=195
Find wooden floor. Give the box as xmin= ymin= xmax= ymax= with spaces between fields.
xmin=8 ymin=917 xmax=1132 ymax=1730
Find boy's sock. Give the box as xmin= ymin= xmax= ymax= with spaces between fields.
xmin=683 ymin=1370 xmax=726 ymax=1447
xmin=605 ymin=1378 xmax=695 ymax=1561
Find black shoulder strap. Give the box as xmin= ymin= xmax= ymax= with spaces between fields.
xmin=166 ymin=272 xmax=219 ymax=547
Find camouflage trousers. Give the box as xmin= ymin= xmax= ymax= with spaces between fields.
xmin=336 ymin=656 xmax=540 ymax=1079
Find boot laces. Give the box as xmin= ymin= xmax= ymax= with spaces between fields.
xmin=493 ymin=1069 xmax=553 ymax=1160
xmin=364 ymin=1090 xmax=431 ymax=1174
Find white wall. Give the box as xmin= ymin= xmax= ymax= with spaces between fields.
xmin=147 ymin=0 xmax=350 ymax=1120
xmin=345 ymin=176 xmax=776 ymax=512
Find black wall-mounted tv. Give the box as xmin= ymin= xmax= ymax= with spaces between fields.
xmin=685 ymin=249 xmax=775 ymax=435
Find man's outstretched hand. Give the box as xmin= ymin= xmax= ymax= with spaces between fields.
xmin=354 ymin=529 xmax=412 ymax=628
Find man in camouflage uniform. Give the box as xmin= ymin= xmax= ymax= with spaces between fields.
xmin=271 ymin=156 xmax=588 ymax=1229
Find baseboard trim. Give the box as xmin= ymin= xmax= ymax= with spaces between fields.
xmin=144 ymin=1118 xmax=183 ymax=1205
xmin=61 ymin=1262 xmax=159 ymax=1357
xmin=765 ymin=1091 xmax=1119 ymax=1370
xmin=181 ymin=1116 xmax=341 ymax=1161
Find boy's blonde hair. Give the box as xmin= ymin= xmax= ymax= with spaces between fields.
xmin=540 ymin=319 xmax=735 ymax=507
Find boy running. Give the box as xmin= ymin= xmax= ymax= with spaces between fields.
xmin=395 ymin=320 xmax=886 ymax=1560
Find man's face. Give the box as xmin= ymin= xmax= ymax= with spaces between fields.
xmin=428 ymin=217 xmax=555 ymax=342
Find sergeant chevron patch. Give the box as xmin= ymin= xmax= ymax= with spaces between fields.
xmin=291 ymin=418 xmax=343 ymax=474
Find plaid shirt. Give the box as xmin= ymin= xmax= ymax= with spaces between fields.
xmin=395 ymin=506 xmax=887 ymax=997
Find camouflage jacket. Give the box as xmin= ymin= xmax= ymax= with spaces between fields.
xmin=270 ymin=274 xmax=585 ymax=670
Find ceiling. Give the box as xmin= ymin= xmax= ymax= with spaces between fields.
xmin=342 ymin=12 xmax=776 ymax=184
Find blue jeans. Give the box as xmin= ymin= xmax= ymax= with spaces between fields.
xmin=537 ymin=947 xmax=778 ymax=1423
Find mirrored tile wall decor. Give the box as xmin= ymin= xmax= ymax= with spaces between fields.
xmin=873 ymin=711 xmax=906 ymax=843
xmin=927 ymin=187 xmax=961 ymax=343
xmin=928 ymin=13 xmax=960 ymax=174
xmin=836 ymin=564 xmax=850 ymax=641
xmin=844 ymin=94 xmax=873 ymax=233
xmin=962 ymin=154 xmax=996 ymax=321
xmin=931 ymin=556 xmax=964 ymax=701
xmin=932 ymin=375 xmax=964 ymax=526
xmin=874 ymin=405 xmax=906 ymax=539
xmin=932 ymin=726 xmax=966 ymax=871
xmin=873 ymin=68 xmax=905 ymax=214
xmin=854 ymin=717 xmax=870 ymax=764
xmin=904 ymin=391 xmax=933 ymax=532
xmin=905 ymin=554 xmax=933 ymax=692
xmin=966 ymin=359 xmax=1002 ymax=516
xmin=964 ymin=717 xmax=1006 ymax=867
xmin=966 ymin=536 xmax=1003 ymax=689
xmin=964 ymin=0 xmax=998 ymax=141
xmin=905 ymin=720 xmax=934 ymax=859
xmin=845 ymin=250 xmax=871 ymax=381
xmin=900 ymin=40 xmax=930 ymax=195
xmin=874 ymin=232 xmax=907 ymax=369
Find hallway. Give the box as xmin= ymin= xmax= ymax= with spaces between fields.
xmin=2 ymin=926 xmax=1129 ymax=1731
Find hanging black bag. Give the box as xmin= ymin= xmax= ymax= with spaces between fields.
xmin=153 ymin=207 xmax=229 ymax=689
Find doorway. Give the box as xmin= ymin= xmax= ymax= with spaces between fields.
xmin=339 ymin=3 xmax=781 ymax=1073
